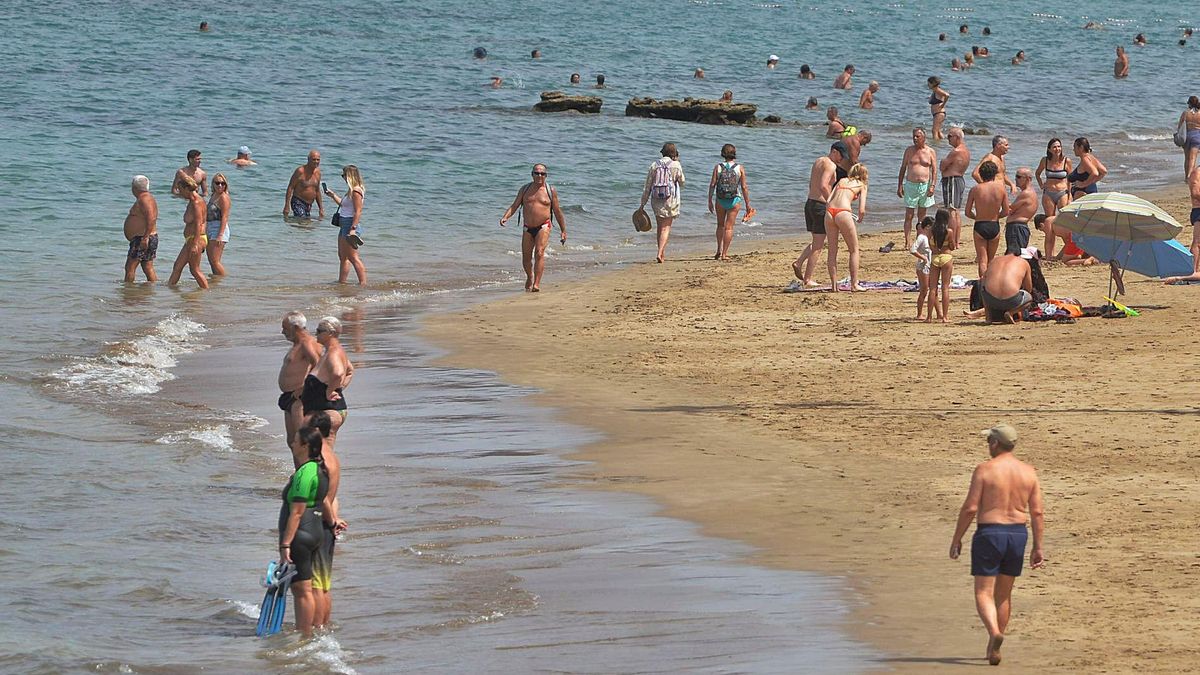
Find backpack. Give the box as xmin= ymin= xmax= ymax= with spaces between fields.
xmin=516 ymin=182 xmax=554 ymax=226
xmin=650 ymin=159 xmax=675 ymax=200
xmin=715 ymin=162 xmax=740 ymax=199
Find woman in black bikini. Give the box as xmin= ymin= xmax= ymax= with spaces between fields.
xmin=927 ymin=76 xmax=949 ymax=140
xmin=1069 ymin=137 xmax=1107 ymax=199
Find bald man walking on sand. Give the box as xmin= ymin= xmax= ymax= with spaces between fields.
xmin=949 ymin=424 xmax=1045 ymax=666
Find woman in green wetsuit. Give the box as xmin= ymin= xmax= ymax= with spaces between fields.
xmin=278 ymin=426 xmax=329 ymax=638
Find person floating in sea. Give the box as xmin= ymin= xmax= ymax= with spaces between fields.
xmin=472 ymin=46 xmax=488 ymax=59
xmin=279 ymin=311 xmax=322 ymax=447
xmin=973 ymin=135 xmax=1014 ymax=193
xmin=767 ymin=54 xmax=779 ymax=69
xmin=720 ymin=90 xmax=733 ymax=103
xmin=204 ymin=174 xmax=231 ymax=276
xmin=124 ymin=175 xmax=159 ymax=283
xmin=531 ymin=48 xmax=541 ymax=59
xmin=640 ymin=142 xmax=686 ymax=263
xmin=982 ymin=26 xmax=992 ymax=36
xmin=693 ymin=68 xmax=705 ymax=79
xmin=489 ymin=76 xmax=503 ymax=88
xmin=172 ymin=149 xmax=207 ymax=199
xmin=959 ymin=23 xmax=969 ymax=35
xmin=938 ymin=33 xmax=947 ymax=41
xmin=1114 ymin=46 xmax=1130 ymax=78
xmin=897 ymin=127 xmax=938 ymax=249
xmin=940 ymin=126 xmax=970 ymax=245
xmin=283 ymin=150 xmax=324 ymax=220
xmin=499 ymin=163 xmax=567 ymax=292
xmin=805 ymin=96 xmax=819 ymax=110
xmin=228 ymin=146 xmax=255 ymax=167
xmin=594 ymin=74 xmax=606 ymax=88
xmin=858 ymin=81 xmax=879 ymax=109
xmin=927 ymin=76 xmax=949 ymax=140
xmin=791 ymin=142 xmax=842 ymax=287
xmin=166 ymin=175 xmax=209 ymax=289
xmin=824 ymin=162 xmax=868 ymax=292
xmin=1005 ymin=168 xmax=1038 ymax=255
xmin=949 ymin=424 xmax=1045 ymax=665
xmin=965 ymin=160 xmax=1008 ymax=278
xmin=570 ymin=72 xmax=581 ymax=84
xmin=833 ymin=64 xmax=854 ymax=89
xmin=707 ymin=144 xmax=754 ymax=261
xmin=1011 ymin=50 xmax=1026 ymax=65
xmin=1134 ymin=32 xmax=1147 ymax=46
xmin=324 ymin=165 xmax=367 ymax=286
xmin=199 ymin=21 xmax=209 ymax=32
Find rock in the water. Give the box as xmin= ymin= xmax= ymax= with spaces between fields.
xmin=533 ymin=91 xmax=603 ymax=114
xmin=763 ymin=114 xmax=783 ymax=123
xmin=625 ymin=97 xmax=758 ymax=125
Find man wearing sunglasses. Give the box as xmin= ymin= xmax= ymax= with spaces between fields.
xmin=500 ymin=164 xmax=567 ymax=292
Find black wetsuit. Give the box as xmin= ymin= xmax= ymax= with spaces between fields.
xmin=300 ymin=373 xmax=347 ymax=416
xmin=278 ymin=460 xmax=329 ymax=582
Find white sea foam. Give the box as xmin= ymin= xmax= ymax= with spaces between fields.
xmin=283 ymin=634 xmax=358 ymax=675
xmin=156 ymin=424 xmax=235 ymax=452
xmin=49 ymin=314 xmax=207 ymax=396
xmin=231 ymin=599 xmax=260 ymax=619
xmin=1126 ymin=133 xmax=1170 ymax=141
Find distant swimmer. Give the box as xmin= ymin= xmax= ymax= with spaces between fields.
xmin=767 ymin=54 xmax=780 ymax=69
xmin=1034 ymin=138 xmax=1072 ymax=226
xmin=983 ymin=26 xmax=992 ymax=36
xmin=302 ymin=316 xmax=354 ymax=454
xmin=825 ymin=162 xmax=869 ymax=292
xmin=1005 ymin=168 xmax=1038 ymax=255
xmin=1082 ymin=21 xmax=1102 ymax=30
xmin=694 ymin=68 xmax=705 ymax=79
xmin=858 ymin=81 xmax=879 ymax=109
xmin=172 ymin=149 xmax=207 ymax=199
xmin=639 ymin=142 xmax=686 ymax=263
xmin=972 ymin=45 xmax=989 ymax=58
xmin=940 ymin=126 xmax=970 ymax=245
xmin=1011 ymin=50 xmax=1026 ymax=65
xmin=1179 ymin=96 xmax=1200 ymax=178
xmin=833 ymin=64 xmax=854 ymax=89
xmin=938 ymin=33 xmax=947 ymax=41
xmin=897 ymin=127 xmax=938 ymax=249
xmin=1069 ymin=137 xmax=1107 ymax=198
xmin=594 ymin=74 xmax=606 ymax=88
xmin=927 ymin=76 xmax=950 ymax=140
xmin=1114 ymin=46 xmax=1129 ymax=78
xmin=199 ymin=21 xmax=209 ymax=32
xmin=963 ymin=52 xmax=975 ymax=68
xmin=707 ymin=143 xmax=755 ymax=261
xmin=959 ymin=24 xmax=969 ymax=35
xmin=166 ymin=175 xmax=209 ymax=289
xmin=489 ymin=76 xmax=503 ymax=88
xmin=570 ymin=72 xmax=581 ymax=84
xmin=123 ymin=175 xmax=159 ymax=283
xmin=228 ymin=145 xmax=256 ymax=167
xmin=278 ymin=426 xmax=331 ymax=639
xmin=324 ymin=165 xmax=367 ymax=285
xmin=499 ymin=163 xmax=567 ymax=291
xmin=1162 ymin=167 xmax=1200 ymax=282
xmin=204 ymin=174 xmax=231 ymax=276
xmin=949 ymin=424 xmax=1045 ymax=665
xmin=472 ymin=46 xmax=488 ymax=59
xmin=972 ymin=135 xmax=1013 ymax=193
xmin=799 ymin=64 xmax=815 ymax=79
xmin=825 ymin=106 xmax=845 ymax=138
xmin=279 ymin=311 xmax=322 ymax=448
xmin=965 ymin=160 xmax=1008 ymax=278
xmin=283 ymin=150 xmax=324 ymax=220
xmin=531 ymin=48 xmax=541 ymax=59
xmin=806 ymin=96 xmax=819 ymax=110
xmin=1134 ymin=32 xmax=1147 ymax=46
xmin=791 ymin=143 xmax=842 ymax=287
xmin=720 ymin=90 xmax=733 ymax=102
xmin=951 ymin=57 xmax=962 ymax=71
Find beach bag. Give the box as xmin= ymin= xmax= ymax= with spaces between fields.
xmin=1174 ymin=119 xmax=1188 ymax=148
xmin=715 ymin=162 xmax=740 ymax=199
xmin=331 ymin=211 xmax=342 ymax=227
xmin=650 ymin=159 xmax=675 ymax=200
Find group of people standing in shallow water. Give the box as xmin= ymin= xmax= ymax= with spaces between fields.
xmin=121 ymin=148 xmax=369 ymax=288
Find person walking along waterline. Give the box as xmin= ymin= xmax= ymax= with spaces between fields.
xmin=949 ymin=424 xmax=1045 ymax=666
xmin=639 ymin=143 xmax=686 ymax=263
xmin=167 ymin=175 xmax=209 ymax=289
xmin=707 ymin=144 xmax=755 ymax=261
xmin=124 ymin=175 xmax=159 ymax=283
xmin=204 ymin=174 xmax=231 ymax=276
xmin=500 ymin=163 xmax=568 ymax=292
xmin=323 ymin=165 xmax=367 ymax=286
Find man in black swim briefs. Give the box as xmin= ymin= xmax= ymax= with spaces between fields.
xmin=949 ymin=424 xmax=1045 ymax=665
xmin=965 ymin=160 xmax=1009 ymax=279
xmin=499 ymin=164 xmax=568 ymax=292
xmin=279 ymin=311 xmax=322 ymax=446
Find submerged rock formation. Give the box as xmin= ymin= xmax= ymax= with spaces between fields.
xmin=625 ymin=97 xmax=758 ymax=125
xmin=533 ymin=91 xmax=603 ymax=113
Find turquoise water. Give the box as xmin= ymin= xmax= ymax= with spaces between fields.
xmin=2 ymin=1 xmax=1196 ymax=671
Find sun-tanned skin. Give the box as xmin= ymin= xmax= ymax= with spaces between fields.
xmin=283 ymin=150 xmax=325 ymax=219
xmin=123 ymin=182 xmax=158 ymax=282
xmin=280 ymin=315 xmax=322 ymax=449
xmin=792 ymin=147 xmax=840 ymax=285
xmin=965 ymin=166 xmax=1009 ymax=278
xmin=499 ymin=164 xmax=568 ymax=291
xmin=941 ymin=128 xmax=971 ymax=245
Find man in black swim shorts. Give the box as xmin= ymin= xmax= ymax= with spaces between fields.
xmin=965 ymin=160 xmax=1009 ymax=279
xmin=949 ymin=424 xmax=1045 ymax=666
xmin=279 ymin=311 xmax=322 ymax=446
xmin=792 ymin=144 xmax=841 ymax=287
xmin=979 ymin=253 xmax=1035 ymax=324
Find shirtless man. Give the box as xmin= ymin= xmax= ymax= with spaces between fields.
xmin=941 ymin=127 xmax=971 ymax=245
xmin=792 ymin=144 xmax=841 ymax=286
xmin=949 ymin=424 xmax=1045 ymax=665
xmin=279 ymin=311 xmax=322 ymax=447
xmin=283 ymin=150 xmax=325 ymax=220
xmin=172 ymin=149 xmax=207 ymax=199
xmin=836 ymin=130 xmax=872 ymax=179
xmin=1005 ymin=168 xmax=1039 ymax=255
xmin=978 ymin=253 xmax=1035 ymax=323
xmin=300 ymin=316 xmax=353 ymax=507
xmin=123 ymin=175 xmax=159 ymax=282
xmin=833 ymin=64 xmax=854 ymax=89
xmin=965 ymin=161 xmax=1009 ymax=278
xmin=824 ymin=106 xmax=846 ymax=138
xmin=1114 ymin=46 xmax=1130 ymax=78
xmin=896 ymin=128 xmax=938 ymax=249
xmin=228 ymin=146 xmax=256 ymax=167
xmin=499 ymin=163 xmax=568 ymax=292
xmin=972 ymin=135 xmax=1015 ymax=194
xmin=858 ymin=81 xmax=879 ymax=109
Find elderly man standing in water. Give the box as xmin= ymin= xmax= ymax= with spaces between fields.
xmin=283 ymin=150 xmax=325 ymax=220
xmin=949 ymin=424 xmax=1045 ymax=666
xmin=279 ymin=311 xmax=322 ymax=448
xmin=124 ymin=175 xmax=159 ymax=282
xmin=500 ymin=163 xmax=568 ymax=292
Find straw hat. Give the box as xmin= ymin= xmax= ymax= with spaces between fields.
xmin=632 ymin=207 xmax=652 ymax=232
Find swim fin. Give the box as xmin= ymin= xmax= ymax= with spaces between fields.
xmin=255 ymin=561 xmax=297 ymax=637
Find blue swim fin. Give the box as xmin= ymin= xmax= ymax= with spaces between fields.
xmin=255 ymin=561 xmax=278 ymax=637
xmin=256 ymin=561 xmax=296 ymax=637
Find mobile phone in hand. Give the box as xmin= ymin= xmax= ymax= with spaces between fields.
xmin=320 ymin=181 xmax=328 ymax=193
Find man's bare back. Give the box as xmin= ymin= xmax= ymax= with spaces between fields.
xmin=807 ymin=157 xmax=837 ymax=201
xmin=982 ymin=255 xmax=1032 ymax=298
xmin=972 ymin=454 xmax=1041 ymax=524
xmin=966 ymin=181 xmax=1007 ymax=221
xmin=1008 ymin=182 xmax=1039 ymax=222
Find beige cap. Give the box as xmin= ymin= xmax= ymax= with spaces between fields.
xmin=981 ymin=424 xmax=1018 ymax=445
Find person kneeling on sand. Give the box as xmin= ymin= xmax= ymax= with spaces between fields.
xmin=949 ymin=424 xmax=1045 ymax=666
xmin=978 ymin=251 xmax=1035 ymax=323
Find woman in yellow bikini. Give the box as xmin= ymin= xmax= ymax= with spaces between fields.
xmin=167 ymin=174 xmax=210 ymax=289
xmin=824 ymin=163 xmax=868 ymax=291
xmin=928 ymin=208 xmax=956 ymax=323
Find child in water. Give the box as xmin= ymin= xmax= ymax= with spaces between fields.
xmin=910 ymin=217 xmax=933 ymax=320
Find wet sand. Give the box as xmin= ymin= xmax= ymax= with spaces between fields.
xmin=423 ymin=186 xmax=1200 ymax=672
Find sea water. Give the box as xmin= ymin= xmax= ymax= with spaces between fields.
xmin=1 ymin=0 xmax=1194 ymax=671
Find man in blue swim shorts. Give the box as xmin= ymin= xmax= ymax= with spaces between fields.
xmin=949 ymin=424 xmax=1046 ymax=666
xmin=896 ymin=128 xmax=938 ymax=250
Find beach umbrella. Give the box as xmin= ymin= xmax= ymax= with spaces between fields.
xmin=1073 ymin=233 xmax=1195 ymax=279
xmin=1054 ymin=192 xmax=1182 ymax=242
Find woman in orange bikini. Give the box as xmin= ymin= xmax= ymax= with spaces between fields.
xmin=824 ymin=162 xmax=869 ymax=292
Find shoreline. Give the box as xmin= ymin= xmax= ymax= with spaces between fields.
xmin=423 ymin=184 xmax=1200 ymax=672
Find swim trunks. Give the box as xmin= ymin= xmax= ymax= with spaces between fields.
xmin=903 ymin=180 xmax=936 ymax=209
xmin=941 ymin=175 xmax=965 ymax=209
xmin=981 ymin=285 xmax=1033 ymax=323
xmin=1004 ymin=220 xmax=1031 ymax=255
xmin=973 ymin=220 xmax=1000 ymax=241
xmin=716 ymin=195 xmax=743 ymax=211
xmin=970 ymin=523 xmax=1028 ymax=577
xmin=1191 ymin=207 xmax=1200 ymax=226
xmin=127 ymin=234 xmax=158 ymax=262
xmin=205 ymin=220 xmax=230 ymax=243
xmin=301 ymin=373 xmax=347 ymax=416
xmin=804 ymin=199 xmax=827 ymax=234
xmin=290 ymin=196 xmax=313 ymax=218
xmin=278 ymin=391 xmax=297 ymax=412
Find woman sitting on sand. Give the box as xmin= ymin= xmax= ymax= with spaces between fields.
xmin=707 ymin=144 xmax=754 ymax=261
xmin=824 ymin=162 xmax=869 ymax=292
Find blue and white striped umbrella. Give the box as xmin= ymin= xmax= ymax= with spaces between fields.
xmin=1054 ymin=192 xmax=1183 ymax=242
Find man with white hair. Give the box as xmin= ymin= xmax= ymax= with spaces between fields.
xmin=279 ymin=311 xmax=322 ymax=446
xmin=123 ymin=175 xmax=159 ymax=282
xmin=228 ymin=146 xmax=256 ymax=168
xmin=301 ymin=316 xmax=354 ymax=450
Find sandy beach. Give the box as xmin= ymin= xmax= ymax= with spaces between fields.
xmin=424 ymin=187 xmax=1200 ymax=672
